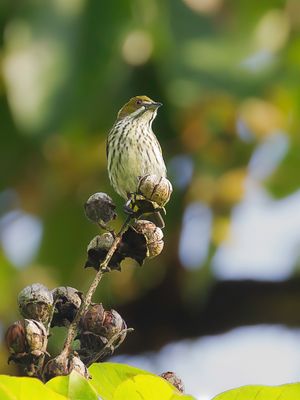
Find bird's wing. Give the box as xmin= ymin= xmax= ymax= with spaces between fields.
xmin=153 ymin=133 xmax=163 ymax=154
xmin=106 ymin=128 xmax=113 ymax=158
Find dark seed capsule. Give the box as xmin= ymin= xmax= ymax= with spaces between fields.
xmin=85 ymin=233 xmax=124 ymax=271
xmin=160 ymin=371 xmax=185 ymax=393
xmin=80 ymin=303 xmax=105 ymax=335
xmin=69 ymin=355 xmax=90 ymax=378
xmin=80 ymin=306 xmax=125 ymax=344
xmin=78 ymin=331 xmax=107 ymax=355
xmin=51 ymin=287 xmax=82 ymax=327
xmin=5 ymin=321 xmax=27 ymax=355
xmin=101 ymin=309 xmax=125 ymax=341
xmin=132 ymin=220 xmax=164 ymax=258
xmin=5 ymin=319 xmax=48 ymax=363
xmin=78 ymin=307 xmax=127 ymax=362
xmin=18 ymin=284 xmax=53 ymax=325
xmin=43 ymin=355 xmax=69 ymax=381
xmin=121 ymin=220 xmax=164 ymax=265
xmin=87 ymin=233 xmax=114 ymax=254
xmin=43 ymin=353 xmax=90 ymax=381
xmin=24 ymin=319 xmax=47 ymax=357
xmin=84 ymin=192 xmax=116 ymax=224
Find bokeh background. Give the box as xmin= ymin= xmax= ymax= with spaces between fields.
xmin=1 ymin=0 xmax=300 ymax=398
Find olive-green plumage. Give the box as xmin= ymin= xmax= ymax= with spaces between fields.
xmin=106 ymin=95 xmax=167 ymax=200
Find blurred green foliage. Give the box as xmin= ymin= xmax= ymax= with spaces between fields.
xmin=1 ymin=0 xmax=300 ymax=375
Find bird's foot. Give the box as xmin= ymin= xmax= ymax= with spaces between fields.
xmin=123 ymin=198 xmax=135 ymax=215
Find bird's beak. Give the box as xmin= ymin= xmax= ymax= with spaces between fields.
xmin=143 ymin=101 xmax=162 ymax=109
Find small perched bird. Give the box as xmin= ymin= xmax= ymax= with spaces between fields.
xmin=106 ymin=95 xmax=167 ymax=225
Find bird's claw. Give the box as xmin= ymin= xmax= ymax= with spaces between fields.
xmin=123 ymin=203 xmax=135 ymax=215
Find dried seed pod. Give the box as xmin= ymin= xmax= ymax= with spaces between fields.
xmin=113 ymin=320 xmax=127 ymax=350
xmin=5 ymin=321 xmax=27 ymax=355
xmin=6 ymin=319 xmax=47 ymax=366
xmin=43 ymin=353 xmax=90 ymax=381
xmin=18 ymin=283 xmax=53 ymax=325
xmin=24 ymin=319 xmax=47 ymax=357
xmin=138 ymin=175 xmax=172 ymax=207
xmin=80 ymin=303 xmax=105 ymax=335
xmin=85 ymin=233 xmax=125 ymax=271
xmin=79 ymin=305 xmax=127 ymax=362
xmin=121 ymin=220 xmax=164 ymax=265
xmin=84 ymin=192 xmax=116 ymax=225
xmin=132 ymin=220 xmax=164 ymax=258
xmin=160 ymin=371 xmax=184 ymax=393
xmin=78 ymin=331 xmax=107 ymax=356
xmin=91 ymin=232 xmax=114 ymax=250
xmin=43 ymin=354 xmax=69 ymax=381
xmin=100 ymin=309 xmax=125 ymax=341
xmin=51 ymin=286 xmax=82 ymax=327
xmin=69 ymin=354 xmax=90 ymax=378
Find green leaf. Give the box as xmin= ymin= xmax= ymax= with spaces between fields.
xmin=0 ymin=363 xmax=196 ymax=400
xmin=213 ymin=383 xmax=300 ymax=400
xmin=0 ymin=375 xmax=67 ymax=400
xmin=88 ymin=362 xmax=196 ymax=400
xmin=88 ymin=362 xmax=153 ymax=399
xmin=114 ymin=374 xmax=195 ymax=400
xmin=46 ymin=371 xmax=98 ymax=400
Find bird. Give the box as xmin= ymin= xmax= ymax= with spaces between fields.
xmin=106 ymin=95 xmax=167 ymax=226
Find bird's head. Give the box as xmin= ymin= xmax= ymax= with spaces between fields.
xmin=117 ymin=95 xmax=162 ymax=121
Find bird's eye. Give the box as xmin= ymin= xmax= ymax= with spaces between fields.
xmin=136 ymin=99 xmax=142 ymax=105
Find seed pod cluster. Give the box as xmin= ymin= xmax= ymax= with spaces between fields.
xmin=6 ymin=183 xmax=171 ymax=381
xmin=85 ymin=220 xmax=164 ymax=271
xmin=6 ymin=282 xmax=130 ymax=379
xmin=78 ymin=303 xmax=127 ymax=363
xmin=6 ymin=284 xmax=54 ymax=372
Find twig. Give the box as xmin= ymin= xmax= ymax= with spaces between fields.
xmin=86 ymin=328 xmax=134 ymax=367
xmin=59 ymin=215 xmax=132 ymax=359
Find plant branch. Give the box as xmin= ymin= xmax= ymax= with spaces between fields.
xmin=60 ymin=215 xmax=132 ymax=359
